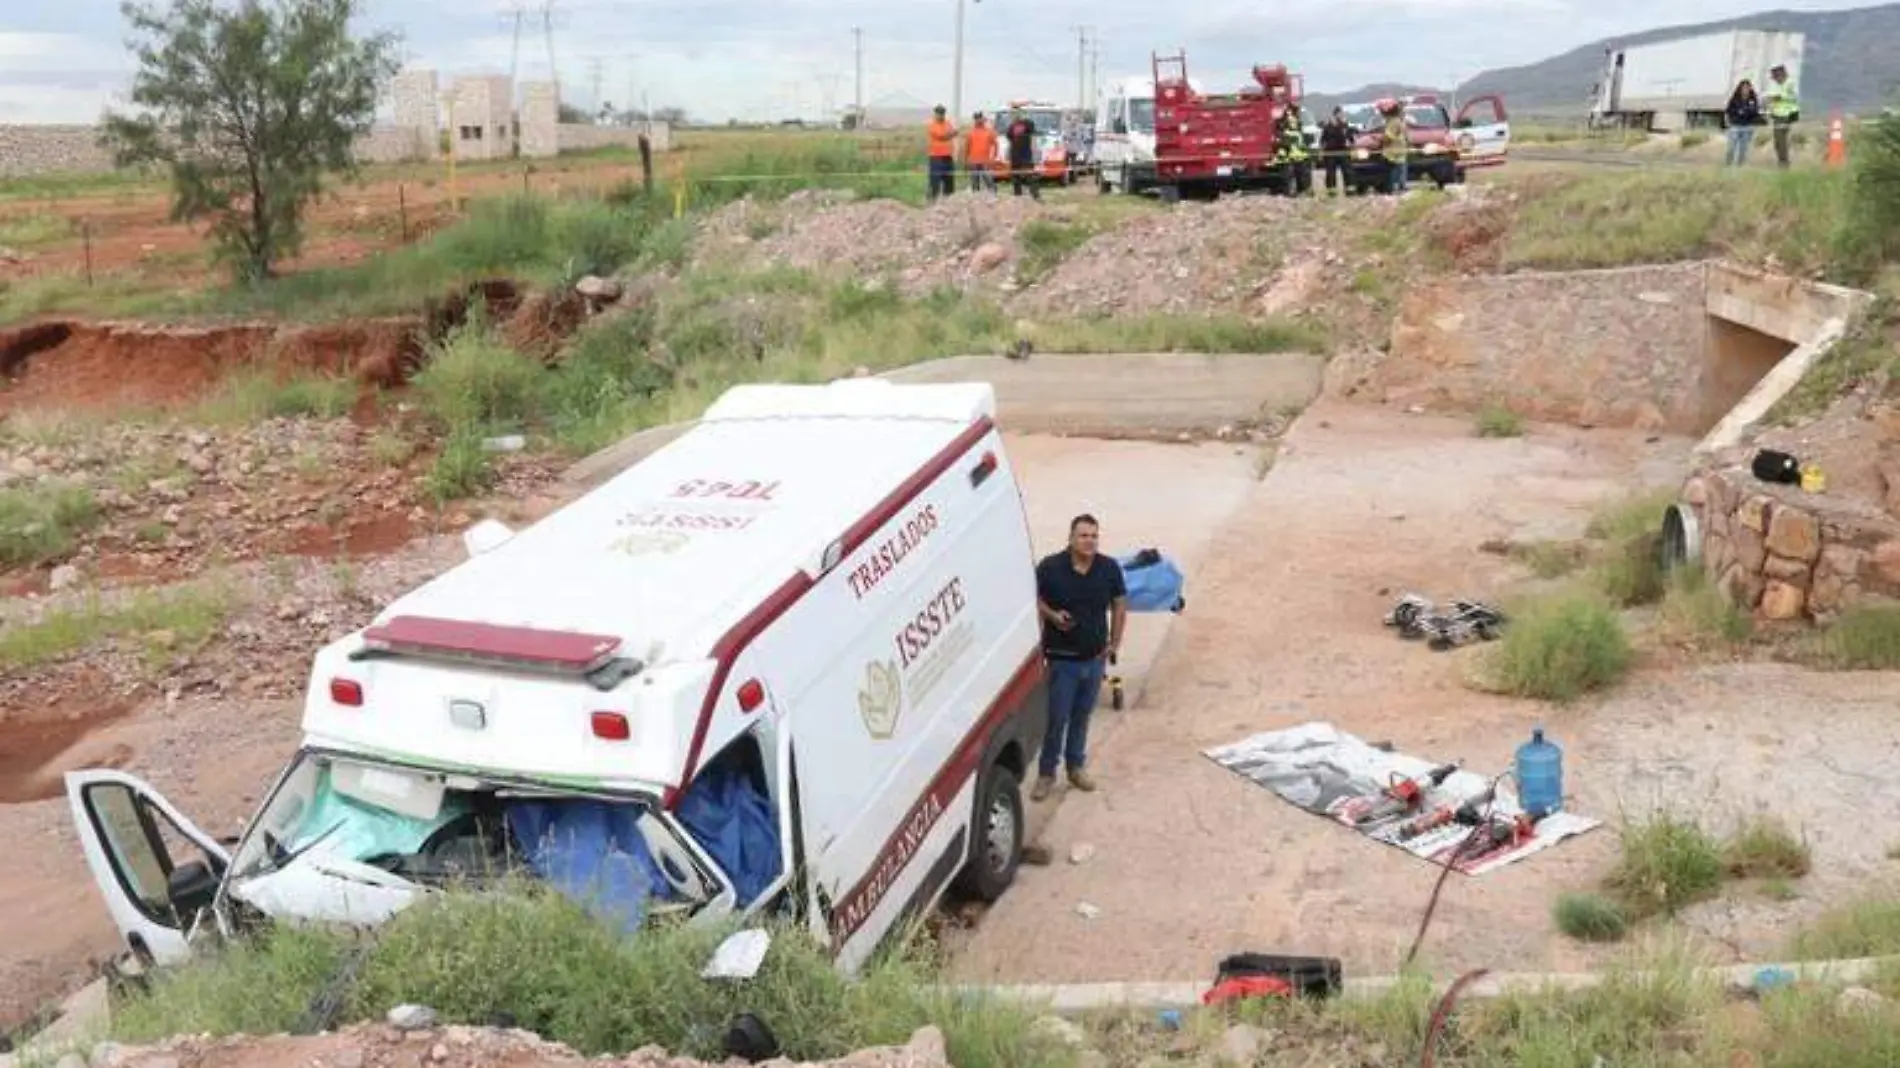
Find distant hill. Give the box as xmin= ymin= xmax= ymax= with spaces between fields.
xmin=1315 ymin=2 xmax=1900 ymax=116
xmin=1301 ymin=83 xmax=1440 ymax=115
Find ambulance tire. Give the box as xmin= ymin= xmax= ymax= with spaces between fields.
xmin=956 ymin=763 xmax=1025 ymax=902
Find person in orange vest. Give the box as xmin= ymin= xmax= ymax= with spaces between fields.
xmin=926 ymin=105 xmax=958 ymax=201
xmin=964 ymin=111 xmax=998 ymax=194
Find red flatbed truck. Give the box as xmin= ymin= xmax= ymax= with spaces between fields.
xmin=1150 ymin=50 xmax=1304 ymax=201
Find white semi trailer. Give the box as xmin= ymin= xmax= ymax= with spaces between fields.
xmin=1589 ymin=28 xmax=1805 ymax=132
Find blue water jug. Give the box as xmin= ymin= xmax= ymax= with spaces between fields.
xmin=1515 ymin=727 xmax=1563 ymax=819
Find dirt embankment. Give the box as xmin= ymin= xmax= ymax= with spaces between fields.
xmin=68 ymin=1022 xmax=959 ymax=1068
xmin=695 ymin=185 xmax=1517 ymax=358
xmin=0 ymin=278 xmax=581 ymax=417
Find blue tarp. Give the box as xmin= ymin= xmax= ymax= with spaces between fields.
xmin=1116 ymin=549 xmax=1187 ymax=614
xmin=503 ymin=758 xmax=782 ymax=934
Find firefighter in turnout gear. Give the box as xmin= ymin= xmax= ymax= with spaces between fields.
xmin=1378 ymin=98 xmax=1409 ymax=193
xmin=1277 ymin=103 xmax=1312 ymax=196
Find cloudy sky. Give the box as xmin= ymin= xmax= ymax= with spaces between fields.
xmin=0 ymin=0 xmax=1869 ymax=123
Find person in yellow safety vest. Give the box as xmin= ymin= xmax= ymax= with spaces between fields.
xmin=926 ymin=105 xmax=958 ymax=201
xmin=1378 ymin=99 xmax=1410 ymax=193
xmin=1277 ymin=103 xmax=1312 ymax=196
xmin=1764 ymin=64 xmax=1800 ymax=170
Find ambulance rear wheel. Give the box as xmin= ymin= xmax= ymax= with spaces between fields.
xmin=957 ymin=764 xmax=1024 ymax=902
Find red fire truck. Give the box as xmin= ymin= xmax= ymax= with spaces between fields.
xmin=1151 ymin=50 xmax=1304 ymax=200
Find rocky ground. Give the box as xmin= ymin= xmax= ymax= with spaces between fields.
xmin=691 ymin=183 xmax=1515 ymax=353
xmin=0 ymin=416 xmax=569 ymax=596
xmin=64 ymin=1020 xmax=962 ymax=1068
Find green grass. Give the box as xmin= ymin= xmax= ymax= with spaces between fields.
xmin=412 ymin=317 xmax=544 ymax=435
xmin=1655 ymin=565 xmax=1754 ymax=649
xmin=1788 ymin=898 xmax=1900 ymax=960
xmin=0 ymin=580 xmax=236 ymax=670
xmin=1553 ymin=892 xmax=1631 ymax=942
xmin=1503 ymin=169 xmax=1855 ymax=278
xmin=675 ymin=134 xmax=926 ymax=210
xmin=111 ymin=886 xmax=1066 ymax=1067
xmin=1558 ymin=812 xmax=1815 ymax=944
xmin=1014 ymin=218 xmax=1097 ymax=284
xmin=1474 ymin=402 xmax=1524 ymax=438
xmin=423 ymin=430 xmax=498 ymax=505
xmin=1582 ymin=487 xmax=1675 ymax=608
xmin=0 ymin=211 xmax=78 ymax=249
xmin=1604 ymin=813 xmax=1727 ymax=920
xmin=1506 ymin=539 xmax=1589 ymax=579
xmin=1813 ymin=603 xmax=1900 ymax=669
xmin=1484 ymin=588 xmax=1633 ymax=703
xmin=186 ymin=366 xmax=359 ymax=426
xmin=1585 ymin=487 xmax=1675 ymax=543
xmin=1724 ymin=814 xmax=1813 ymax=880
xmin=1765 ymin=295 xmax=1897 ymax=426
xmin=0 ymin=481 xmax=102 ymax=567
xmin=1031 ymin=312 xmax=1327 ymax=355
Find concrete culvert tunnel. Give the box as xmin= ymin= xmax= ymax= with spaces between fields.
xmin=1349 ymin=261 xmax=1871 ymax=441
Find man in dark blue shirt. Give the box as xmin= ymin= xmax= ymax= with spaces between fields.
xmin=1032 ymin=513 xmax=1127 ymax=800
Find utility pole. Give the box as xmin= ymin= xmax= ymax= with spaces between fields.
xmin=952 ymin=0 xmax=966 ymax=123
xmin=588 ymin=57 xmax=604 ymax=113
xmin=852 ymin=27 xmax=864 ymax=124
xmin=1089 ymin=35 xmax=1100 ymax=108
xmin=1072 ymin=25 xmax=1089 ymax=111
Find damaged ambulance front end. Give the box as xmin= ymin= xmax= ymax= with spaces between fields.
xmin=67 ymin=614 xmax=787 ymax=973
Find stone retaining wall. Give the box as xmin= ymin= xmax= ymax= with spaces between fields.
xmin=1685 ymin=467 xmax=1900 ymax=621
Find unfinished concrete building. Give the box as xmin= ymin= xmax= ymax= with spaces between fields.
xmin=451 ymin=75 xmax=515 ymax=160
xmin=390 ymin=68 xmax=440 ymax=157
xmin=519 ymin=81 xmax=560 ymax=159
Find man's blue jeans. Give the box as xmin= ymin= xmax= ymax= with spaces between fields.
xmin=1040 ymin=656 xmax=1105 ymax=778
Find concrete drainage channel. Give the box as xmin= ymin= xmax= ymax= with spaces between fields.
xmin=1 ymin=351 xmax=1328 ymax=1066
xmin=6 ymin=269 xmax=1886 ymax=1060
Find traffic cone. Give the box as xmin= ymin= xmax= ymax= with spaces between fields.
xmin=1826 ymin=110 xmax=1846 ymax=168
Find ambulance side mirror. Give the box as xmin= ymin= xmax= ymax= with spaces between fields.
xmin=463 ymin=518 xmax=516 ymax=557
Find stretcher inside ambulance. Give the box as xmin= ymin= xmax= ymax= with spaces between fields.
xmin=68 ymin=379 xmax=1048 ymax=976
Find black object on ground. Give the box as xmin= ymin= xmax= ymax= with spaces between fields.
xmin=1214 ymin=952 xmax=1343 ymax=1000
xmin=724 ymin=1013 xmax=781 ymax=1062
xmin=1752 ymin=448 xmax=1802 ymax=485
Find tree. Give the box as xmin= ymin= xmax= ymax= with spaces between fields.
xmin=104 ymin=0 xmax=399 ymax=282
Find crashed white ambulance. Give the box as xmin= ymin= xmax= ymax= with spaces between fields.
xmin=66 ymin=379 xmax=1047 ymax=977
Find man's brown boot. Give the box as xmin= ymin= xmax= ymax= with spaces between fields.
xmin=1067 ymin=768 xmax=1097 ymax=792
xmin=1031 ymin=775 xmax=1056 ymax=802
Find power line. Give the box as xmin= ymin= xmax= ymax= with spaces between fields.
xmin=1070 ymin=25 xmax=1090 ymax=111
xmin=852 ymin=26 xmax=864 ymax=120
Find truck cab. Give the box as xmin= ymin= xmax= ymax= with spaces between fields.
xmin=986 ymin=100 xmax=1078 ymax=184
xmin=66 ymin=380 xmax=1048 ymax=979
xmin=1094 ymin=75 xmax=1204 ymax=196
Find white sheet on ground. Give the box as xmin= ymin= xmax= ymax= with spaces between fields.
xmin=1203 ymin=721 xmax=1599 ymax=876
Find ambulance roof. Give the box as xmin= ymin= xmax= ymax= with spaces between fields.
xmin=370 ymin=379 xmax=996 ymax=672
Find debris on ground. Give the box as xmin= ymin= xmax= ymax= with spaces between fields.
xmin=1382 ymin=592 xmax=1507 ymax=650
xmin=1203 ymin=721 xmax=1601 ymax=876
xmin=73 ymin=1021 xmax=957 ymax=1068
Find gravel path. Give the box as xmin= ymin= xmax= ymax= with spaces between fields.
xmin=947 ymin=399 xmax=1900 ymax=986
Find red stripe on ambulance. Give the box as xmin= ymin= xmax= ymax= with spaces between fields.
xmin=669 ymin=416 xmax=999 ymax=808
xmin=826 ymin=650 xmax=1042 ymax=946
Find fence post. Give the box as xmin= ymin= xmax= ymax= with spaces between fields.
xmin=83 ymin=220 xmax=93 ymax=288
xmin=639 ymin=134 xmax=653 ymax=196
xmin=398 ymin=184 xmax=409 ymax=242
